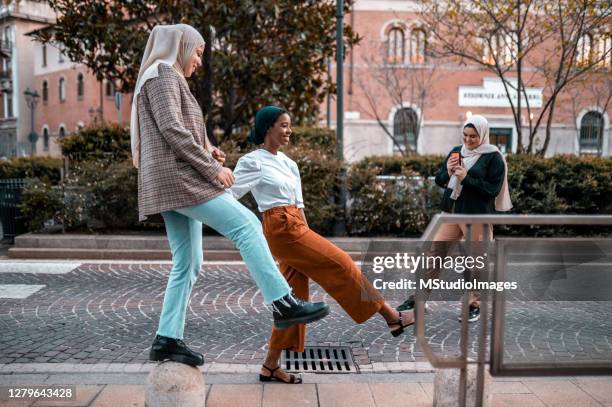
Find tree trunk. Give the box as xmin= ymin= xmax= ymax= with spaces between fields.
xmin=539 ymin=96 xmax=556 ymax=156
xmin=515 ymin=0 xmax=523 ymax=154
xmin=201 ymin=25 xmax=215 ymax=145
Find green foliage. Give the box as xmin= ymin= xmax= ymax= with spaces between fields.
xmin=351 ymin=155 xmax=444 ymax=178
xmin=502 ymin=154 xmax=612 ymax=236
xmin=61 ymin=159 xmax=139 ymax=230
xmin=0 ymin=157 xmax=63 ymax=183
xmin=15 ymin=127 xmax=611 ymax=237
xmin=348 ymin=153 xmax=612 ymax=236
xmin=19 ymin=178 xmax=63 ymax=232
xmin=346 ymin=164 xmax=442 ymax=236
xmin=38 ymin=0 xmax=359 ymax=142
xmin=58 ymin=123 xmax=131 ymax=162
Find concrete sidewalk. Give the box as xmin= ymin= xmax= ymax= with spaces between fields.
xmin=1 ymin=370 xmax=611 ymax=406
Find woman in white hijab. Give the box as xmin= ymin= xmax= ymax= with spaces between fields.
xmin=397 ymin=114 xmax=512 ymax=323
xmin=131 ymin=24 xmax=329 ymax=368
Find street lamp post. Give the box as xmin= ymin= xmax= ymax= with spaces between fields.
xmin=24 ymin=87 xmax=40 ymax=157
xmin=334 ymin=0 xmax=347 ymax=236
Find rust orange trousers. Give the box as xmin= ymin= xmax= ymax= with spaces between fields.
xmin=262 ymin=205 xmax=384 ymax=352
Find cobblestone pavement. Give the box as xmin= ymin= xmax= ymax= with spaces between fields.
xmin=0 ymin=262 xmax=610 ymax=370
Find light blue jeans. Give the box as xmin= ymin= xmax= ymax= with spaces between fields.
xmin=157 ymin=192 xmax=291 ymax=339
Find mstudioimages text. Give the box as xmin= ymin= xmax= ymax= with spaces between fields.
xmin=371 ymin=253 xmax=486 ymax=274
xmin=372 ymin=278 xmax=518 ymax=292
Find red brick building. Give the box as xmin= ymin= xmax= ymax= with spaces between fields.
xmin=32 ymin=41 xmax=131 ymax=157
xmin=332 ymin=0 xmax=611 ymax=161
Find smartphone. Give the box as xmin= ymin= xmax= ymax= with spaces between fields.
xmin=451 ymin=151 xmax=462 ymax=165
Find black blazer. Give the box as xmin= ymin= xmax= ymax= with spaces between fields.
xmin=435 ymin=146 xmax=505 ymax=214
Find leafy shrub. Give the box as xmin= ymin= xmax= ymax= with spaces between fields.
xmin=19 ymin=178 xmax=63 ymax=232
xmin=0 ymin=157 xmax=62 ymax=183
xmin=58 ymin=123 xmax=131 ymax=162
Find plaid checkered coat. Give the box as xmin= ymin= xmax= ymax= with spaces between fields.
xmin=136 ymin=63 xmax=224 ymax=221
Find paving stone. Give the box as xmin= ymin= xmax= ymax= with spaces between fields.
xmin=490 ymin=381 xmax=531 ymax=394
xmin=31 ymin=385 xmax=102 ymax=406
xmin=573 ymin=378 xmax=612 ymax=405
xmin=89 ymin=385 xmax=144 ymax=407
xmin=491 ymin=393 xmax=546 ymax=407
xmin=317 ymin=383 xmax=375 ymax=407
xmin=523 ymin=380 xmax=602 ymax=407
xmin=369 ymin=382 xmax=430 ymax=406
xmin=0 ymin=262 xmax=610 ymax=374
xmin=261 ymin=383 xmax=317 ymax=407
xmin=206 ymin=384 xmax=262 ymax=407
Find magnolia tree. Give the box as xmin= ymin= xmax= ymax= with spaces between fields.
xmin=419 ymin=0 xmax=611 ymax=155
xmin=34 ymin=0 xmax=359 ymax=144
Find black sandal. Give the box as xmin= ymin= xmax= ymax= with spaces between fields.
xmin=259 ymin=364 xmax=303 ymax=384
xmin=387 ymin=310 xmax=415 ymax=337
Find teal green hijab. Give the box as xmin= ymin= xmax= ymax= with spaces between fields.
xmin=248 ymin=105 xmax=288 ymax=145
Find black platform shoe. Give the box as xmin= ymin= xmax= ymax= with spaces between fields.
xmin=272 ymin=294 xmax=330 ymax=330
xmin=149 ymin=335 xmax=204 ymax=367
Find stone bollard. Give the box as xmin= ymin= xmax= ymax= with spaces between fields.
xmin=145 ymin=361 xmax=206 ymax=407
xmin=433 ymin=365 xmax=491 ymax=407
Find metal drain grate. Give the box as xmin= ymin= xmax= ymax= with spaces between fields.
xmin=282 ymin=346 xmax=357 ymax=373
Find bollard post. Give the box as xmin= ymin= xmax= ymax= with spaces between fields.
xmin=145 ymin=361 xmax=206 ymax=407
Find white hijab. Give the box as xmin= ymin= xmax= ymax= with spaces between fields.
xmin=447 ymin=115 xmax=512 ymax=212
xmin=130 ymin=24 xmax=205 ymax=168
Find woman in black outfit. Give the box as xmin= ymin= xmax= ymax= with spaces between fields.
xmin=398 ymin=114 xmax=512 ymax=322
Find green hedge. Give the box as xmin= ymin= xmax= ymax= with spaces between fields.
xmin=350 ymin=155 xmax=444 ymax=178
xmin=0 ymin=157 xmax=62 ymax=183
xmin=348 ymin=154 xmax=612 ymax=236
xmin=14 ymin=122 xmax=612 ymax=237
xmin=20 ymin=126 xmax=341 ymax=234
xmin=502 ymin=154 xmax=612 ymax=236
xmin=58 ymin=123 xmax=131 ymax=162
xmin=346 ymin=163 xmax=442 ymax=237
xmin=20 ymin=159 xmax=139 ymax=232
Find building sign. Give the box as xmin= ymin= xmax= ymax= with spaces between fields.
xmin=459 ymin=78 xmax=543 ymax=108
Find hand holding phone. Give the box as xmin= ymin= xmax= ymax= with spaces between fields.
xmin=447 ymin=151 xmax=461 ymax=175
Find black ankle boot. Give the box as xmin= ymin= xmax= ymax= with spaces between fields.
xmin=149 ymin=335 xmax=204 ymax=367
xmin=272 ymin=294 xmax=330 ymax=330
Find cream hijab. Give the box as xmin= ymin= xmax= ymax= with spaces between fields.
xmin=130 ymin=24 xmax=205 ymax=168
xmin=447 ymin=115 xmax=512 ymax=211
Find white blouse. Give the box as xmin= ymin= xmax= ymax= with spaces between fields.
xmin=229 ymin=149 xmax=305 ymax=212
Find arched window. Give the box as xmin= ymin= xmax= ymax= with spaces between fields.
xmin=598 ymin=33 xmax=611 ymax=68
xmin=105 ymin=80 xmax=114 ymax=97
xmin=58 ymin=77 xmax=65 ymax=102
xmin=41 ymin=44 xmax=47 ymax=67
xmin=42 ymin=80 xmax=48 ymax=102
xmin=77 ymin=73 xmax=84 ymax=98
xmin=387 ymin=27 xmax=405 ymax=64
xmin=484 ymin=33 xmax=516 ymax=66
xmin=43 ymin=127 xmax=49 ymax=151
xmin=393 ymin=107 xmax=418 ymax=152
xmin=410 ymin=29 xmax=426 ymax=64
xmin=59 ymin=125 xmax=66 ymax=139
xmin=577 ymin=34 xmax=593 ymax=65
xmin=579 ymin=111 xmax=604 ymax=155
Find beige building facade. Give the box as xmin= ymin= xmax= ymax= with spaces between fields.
xmin=0 ymin=0 xmax=55 ymax=158
xmin=0 ymin=0 xmax=130 ymax=159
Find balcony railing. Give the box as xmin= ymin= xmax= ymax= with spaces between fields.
xmin=0 ymin=38 xmax=12 ymax=54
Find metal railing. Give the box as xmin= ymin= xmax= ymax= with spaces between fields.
xmin=0 ymin=178 xmax=26 ymax=242
xmin=415 ymin=213 xmax=612 ymax=407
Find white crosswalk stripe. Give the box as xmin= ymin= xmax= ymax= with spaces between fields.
xmin=0 ymin=262 xmax=81 ymax=274
xmin=0 ymin=284 xmax=46 ymax=299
